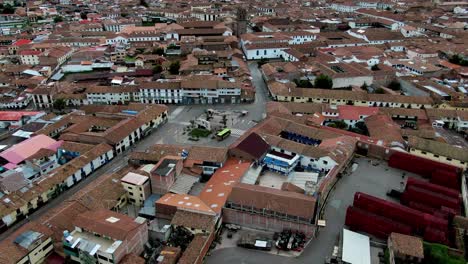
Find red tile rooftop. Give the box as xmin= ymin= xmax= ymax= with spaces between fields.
xmin=199 ymin=159 xmax=251 ymax=214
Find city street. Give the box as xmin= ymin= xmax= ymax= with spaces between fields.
xmin=0 ymin=61 xmax=271 ymax=241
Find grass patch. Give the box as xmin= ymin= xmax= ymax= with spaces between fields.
xmin=125 ymin=56 xmax=136 ymax=62
xmin=190 ymin=128 xmax=211 ymax=138
xmin=423 ymin=242 xmax=465 ymax=264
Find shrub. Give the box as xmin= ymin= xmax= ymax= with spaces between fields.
xmin=314 ymin=74 xmax=333 ymax=89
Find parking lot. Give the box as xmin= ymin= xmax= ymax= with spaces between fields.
xmin=206 ymin=156 xmax=421 ymax=264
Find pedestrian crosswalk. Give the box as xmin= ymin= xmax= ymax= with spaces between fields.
xmin=230 ymin=128 xmax=246 ymax=137
xmin=169 ymin=106 xmax=185 ymax=120
xmin=169 ymin=121 xmax=190 ymax=126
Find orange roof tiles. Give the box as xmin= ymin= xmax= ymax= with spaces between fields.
xmin=199 ymin=159 xmax=251 ymax=214
xmin=156 ymin=193 xmax=215 ymax=215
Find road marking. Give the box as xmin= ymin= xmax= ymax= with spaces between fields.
xmin=169 ymin=106 xmax=185 ymax=120
xmin=168 ymin=121 xmax=190 ymax=126
xmin=230 ymin=128 xmax=246 ymax=137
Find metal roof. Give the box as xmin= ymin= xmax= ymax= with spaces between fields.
xmin=342 ymin=229 xmax=371 ymax=264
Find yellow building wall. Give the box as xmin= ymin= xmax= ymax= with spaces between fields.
xmin=409 ymin=149 xmax=467 ymax=169
xmin=17 ymin=237 xmax=53 ymax=264
xmin=122 ymin=182 xmax=145 ymax=207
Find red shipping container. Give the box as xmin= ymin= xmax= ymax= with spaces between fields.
xmin=431 ymin=170 xmax=460 ymax=190
xmin=423 ymin=214 xmax=448 ymax=232
xmin=424 ymin=227 xmax=449 ymax=245
xmin=441 ymin=206 xmax=457 ymax=219
xmin=406 ymin=177 xmax=460 ymax=199
xmin=434 ymin=211 xmax=448 ymax=220
xmin=407 ymin=201 xmax=437 ymax=214
xmin=345 ymin=206 xmax=412 ymax=239
xmin=353 ymin=192 xmax=425 ymax=232
xmin=388 ymin=152 xmax=461 ymax=178
xmin=404 ymin=186 xmax=460 ymax=211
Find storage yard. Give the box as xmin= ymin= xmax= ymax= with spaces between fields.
xmin=346 ymin=151 xmax=464 ymax=247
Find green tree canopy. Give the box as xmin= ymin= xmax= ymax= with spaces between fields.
xmin=314 ymin=74 xmax=333 ymax=89
xmin=53 ymin=98 xmax=66 ymax=111
xmin=53 ymin=16 xmax=63 ymax=23
xmin=152 ymin=47 xmax=165 ymax=55
xmin=153 ymin=64 xmax=163 ymax=74
xmin=169 ymin=61 xmax=180 ymax=75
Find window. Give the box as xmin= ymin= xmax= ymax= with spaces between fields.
xmin=421 ymin=151 xmax=427 ymax=155
xmin=323 ymin=160 xmax=328 ymax=165
xmin=446 ymin=158 xmax=452 ymax=161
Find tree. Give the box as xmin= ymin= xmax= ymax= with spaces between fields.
xmin=169 ymin=61 xmax=180 ymax=75
xmin=152 ymin=64 xmax=163 ymax=74
xmin=80 ymin=12 xmax=87 ymax=20
xmin=294 ymin=79 xmax=313 ymax=88
xmin=140 ymin=0 xmax=149 ymax=7
xmin=221 ymin=115 xmax=228 ymax=127
xmin=1 ymin=4 xmax=14 ymax=14
xmin=53 ymin=98 xmax=66 ymax=111
xmin=371 ymin=64 xmax=380 ymax=71
xmin=449 ymin=54 xmax=468 ymax=66
xmin=327 ymin=120 xmax=348 ymax=129
xmin=374 ymin=87 xmax=385 ymax=94
xmin=53 ymin=16 xmax=63 ymax=23
xmin=360 ymin=82 xmax=368 ymax=90
xmin=152 ymin=47 xmax=165 ymax=55
xmin=314 ymin=74 xmax=333 ymax=89
xmin=385 ymin=6 xmax=391 ymax=11
xmin=388 ymin=80 xmax=401 ymax=91
xmin=121 ymin=13 xmax=128 ymax=18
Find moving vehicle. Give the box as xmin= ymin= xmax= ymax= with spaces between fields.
xmin=216 ymin=128 xmax=231 ymax=141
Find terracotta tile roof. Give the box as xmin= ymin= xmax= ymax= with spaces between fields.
xmin=177 ymin=234 xmax=211 ymax=264
xmin=171 ymin=209 xmax=217 ymax=231
xmin=135 ymin=144 xmax=228 ymax=164
xmin=73 ymin=209 xmax=144 ymax=241
xmin=337 ymin=105 xmax=379 ymax=120
xmin=389 ymin=233 xmax=424 ymax=258
xmin=156 ymin=193 xmax=215 ymax=215
xmin=119 ymin=254 xmax=146 ymax=264
xmin=231 ymin=132 xmax=269 ymax=160
xmin=59 ymin=141 xmax=95 ymax=154
xmin=199 ymin=159 xmax=251 ymax=214
xmin=364 ymin=114 xmax=404 ymax=146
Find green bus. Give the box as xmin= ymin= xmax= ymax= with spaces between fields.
xmin=216 ymin=128 xmax=231 ymax=141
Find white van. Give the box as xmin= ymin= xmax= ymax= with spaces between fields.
xmin=432 ymin=120 xmax=444 ymax=128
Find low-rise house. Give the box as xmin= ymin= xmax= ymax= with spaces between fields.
xmin=267 ymin=82 xmax=434 ymax=109
xmin=388 ymin=233 xmax=424 ymax=264
xmin=121 ymin=172 xmax=151 ymax=207
xmin=35 ymin=104 xmax=168 ymax=154
xmin=408 ymin=136 xmax=468 ymax=169
xmin=0 ymin=111 xmax=43 ymax=130
xmin=0 ymin=222 xmax=54 ymax=264
xmin=63 ymin=209 xmax=148 ymax=264
xmin=0 ymin=142 xmax=114 ymax=229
